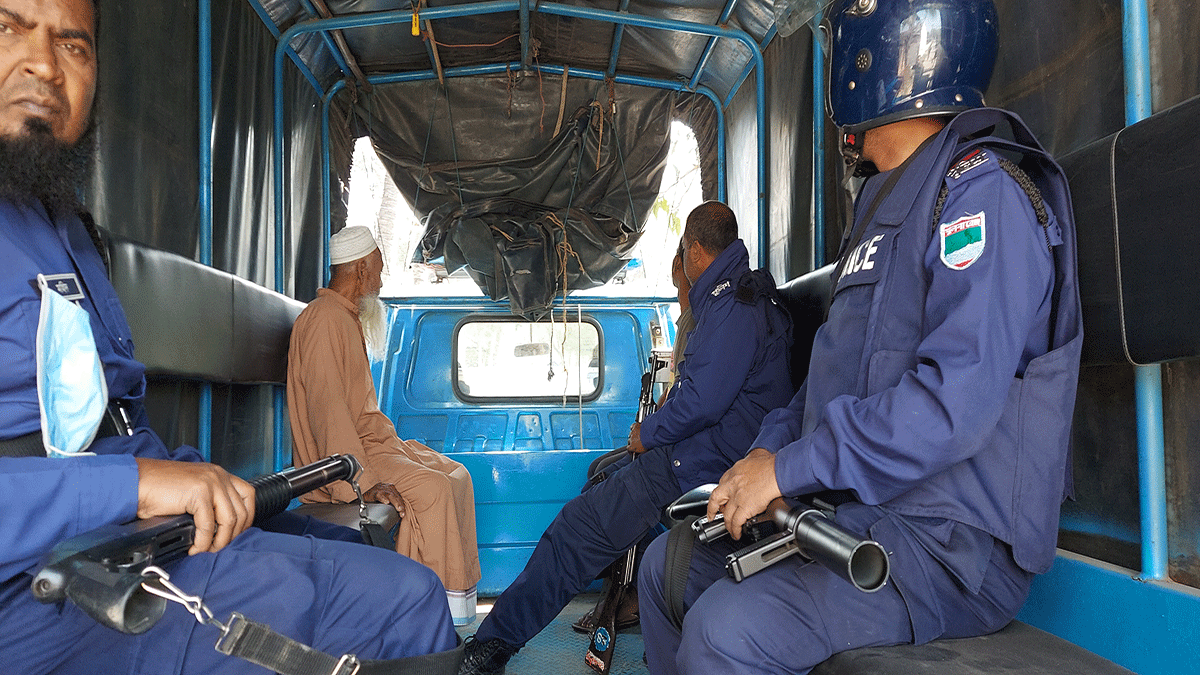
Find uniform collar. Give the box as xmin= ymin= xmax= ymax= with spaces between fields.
xmin=870 ymin=108 xmax=1034 ymax=227
xmin=687 ymin=239 xmax=750 ymax=310
xmin=868 ymin=124 xmax=958 ymax=227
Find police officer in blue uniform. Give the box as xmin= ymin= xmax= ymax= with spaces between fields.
xmin=458 ymin=202 xmax=794 ymax=675
xmin=0 ymin=1 xmax=457 ymax=672
xmin=637 ymin=1 xmax=1084 ymax=673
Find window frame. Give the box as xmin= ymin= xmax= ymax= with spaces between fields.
xmin=450 ymin=313 xmax=606 ymax=404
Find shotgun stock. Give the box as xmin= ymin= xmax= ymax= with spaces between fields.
xmin=30 ymin=454 xmax=362 ymax=634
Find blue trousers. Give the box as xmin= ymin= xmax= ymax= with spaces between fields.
xmin=2 ymin=526 xmax=457 ymax=675
xmin=638 ymin=503 xmax=1034 ymax=675
xmin=476 ymin=445 xmax=683 ymax=647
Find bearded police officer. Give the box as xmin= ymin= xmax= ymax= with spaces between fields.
xmin=0 ymin=2 xmax=456 ymax=672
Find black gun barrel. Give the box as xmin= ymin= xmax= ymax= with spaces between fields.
xmin=249 ymin=453 xmax=361 ymax=522
xmin=30 ymin=454 xmax=363 ymax=635
xmin=771 ymin=501 xmax=889 ymax=593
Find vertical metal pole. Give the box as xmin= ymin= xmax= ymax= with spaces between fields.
xmin=198 ymin=0 xmax=213 ymax=462
xmin=1123 ymin=0 xmax=1167 ymax=581
xmin=273 ymin=40 xmax=290 ymax=472
xmin=714 ymin=95 xmax=726 ymax=204
xmin=323 ymin=85 xmax=343 ymax=287
xmin=519 ymin=0 xmax=531 ymax=69
xmin=755 ymin=56 xmax=767 ymax=270
xmin=606 ymin=0 xmax=631 ymax=78
xmin=811 ymin=15 xmax=825 ymax=269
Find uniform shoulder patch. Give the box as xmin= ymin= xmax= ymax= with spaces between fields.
xmin=939 ymin=211 xmax=986 ymax=270
xmin=947 ymin=148 xmax=991 ymax=181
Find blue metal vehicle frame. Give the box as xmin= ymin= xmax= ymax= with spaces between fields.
xmin=371 ymin=296 xmax=670 ymax=593
xmin=1012 ymin=3 xmax=1200 ymax=673
xmin=246 ymin=0 xmax=797 ymax=469
xmin=222 ymin=1 xmax=1200 ymax=670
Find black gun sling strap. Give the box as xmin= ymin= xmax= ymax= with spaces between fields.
xmin=145 ymin=567 xmax=464 ymax=675
xmin=663 ymin=516 xmax=699 ymax=630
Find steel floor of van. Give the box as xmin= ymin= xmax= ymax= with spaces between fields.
xmin=456 ymin=593 xmax=649 ymax=675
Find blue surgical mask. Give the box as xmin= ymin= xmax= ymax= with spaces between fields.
xmin=36 ymin=274 xmax=107 ymax=458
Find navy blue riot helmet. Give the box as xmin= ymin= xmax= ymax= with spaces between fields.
xmin=823 ymin=0 xmax=998 ymax=172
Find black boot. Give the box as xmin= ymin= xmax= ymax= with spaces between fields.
xmin=458 ymin=635 xmax=519 ymax=675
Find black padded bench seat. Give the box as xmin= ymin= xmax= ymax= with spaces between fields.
xmin=776 ymin=264 xmax=834 ymax=392
xmin=103 ymin=232 xmax=399 ymax=533
xmin=812 ymin=620 xmax=1132 ymax=674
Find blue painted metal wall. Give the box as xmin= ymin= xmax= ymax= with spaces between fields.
xmin=1019 ymin=553 xmax=1200 ymax=675
xmin=373 ymin=297 xmax=668 ymax=595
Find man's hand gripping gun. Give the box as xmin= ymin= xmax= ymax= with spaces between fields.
xmin=30 ymin=454 xmax=364 ymax=635
xmin=674 ymin=485 xmax=891 ymax=592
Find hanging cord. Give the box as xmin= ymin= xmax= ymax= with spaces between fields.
xmin=560 ymin=305 xmax=570 ymax=405
xmin=412 ymin=85 xmax=465 ymax=213
xmin=565 ymin=107 xmax=591 ymax=212
xmin=553 ymin=65 xmax=570 ymax=137
xmin=600 ymin=78 xmax=617 ymax=170
xmin=607 ymin=91 xmax=639 ymax=236
xmin=532 ymin=39 xmax=546 ymax=134
xmin=442 ymin=85 xmax=466 ymax=208
xmin=547 ymin=213 xmax=584 ymax=298
xmin=591 ymin=100 xmax=605 ymax=171
xmin=547 ymin=296 xmax=556 ymax=381
xmin=554 ymin=106 xmax=594 ymax=314
xmin=413 ymin=87 xmax=441 ymax=215
xmin=576 ymin=305 xmax=584 ymax=442
xmin=428 ymin=33 xmax=519 ymax=49
xmin=506 ymin=65 xmax=515 ymax=118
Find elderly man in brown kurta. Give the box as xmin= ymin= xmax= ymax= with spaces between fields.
xmin=288 ymin=226 xmax=481 ymax=624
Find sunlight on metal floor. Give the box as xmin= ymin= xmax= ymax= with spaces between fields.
xmin=456 ymin=593 xmax=648 ymax=675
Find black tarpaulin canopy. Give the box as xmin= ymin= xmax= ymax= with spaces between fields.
xmin=246 ymin=0 xmax=822 ymax=315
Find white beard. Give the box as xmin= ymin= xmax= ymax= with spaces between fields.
xmin=358 ymin=293 xmax=389 ymax=363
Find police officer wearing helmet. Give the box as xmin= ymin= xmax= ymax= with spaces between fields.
xmin=637 ymin=1 xmax=1083 ymax=673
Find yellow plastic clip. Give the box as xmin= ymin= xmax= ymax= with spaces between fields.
xmin=411 ymin=10 xmax=420 ymax=36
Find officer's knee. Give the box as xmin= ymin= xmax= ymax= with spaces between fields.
xmin=638 ymin=531 xmax=668 ymax=596
xmin=675 ymin=591 xmax=767 ymax=672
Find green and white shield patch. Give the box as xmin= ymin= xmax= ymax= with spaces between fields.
xmin=939 ymin=211 xmax=986 ymax=270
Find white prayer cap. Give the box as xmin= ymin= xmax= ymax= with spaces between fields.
xmin=329 ymin=226 xmax=378 ymax=265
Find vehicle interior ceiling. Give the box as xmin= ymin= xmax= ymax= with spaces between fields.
xmin=246 ymin=0 xmax=829 ymax=318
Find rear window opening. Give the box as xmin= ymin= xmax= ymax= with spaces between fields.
xmin=346 ymin=120 xmax=702 ymax=299
xmin=452 ymin=316 xmax=603 ymax=402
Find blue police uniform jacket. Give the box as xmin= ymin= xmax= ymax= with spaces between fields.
xmin=1 ymin=200 xmax=459 ymax=674
xmin=640 ymin=239 xmax=794 ymax=492
xmin=0 ymin=198 xmax=196 ymax=584
xmin=752 ymin=108 xmax=1083 ymax=577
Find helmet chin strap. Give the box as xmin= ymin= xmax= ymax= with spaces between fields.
xmin=840 ymin=129 xmax=878 ymax=179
